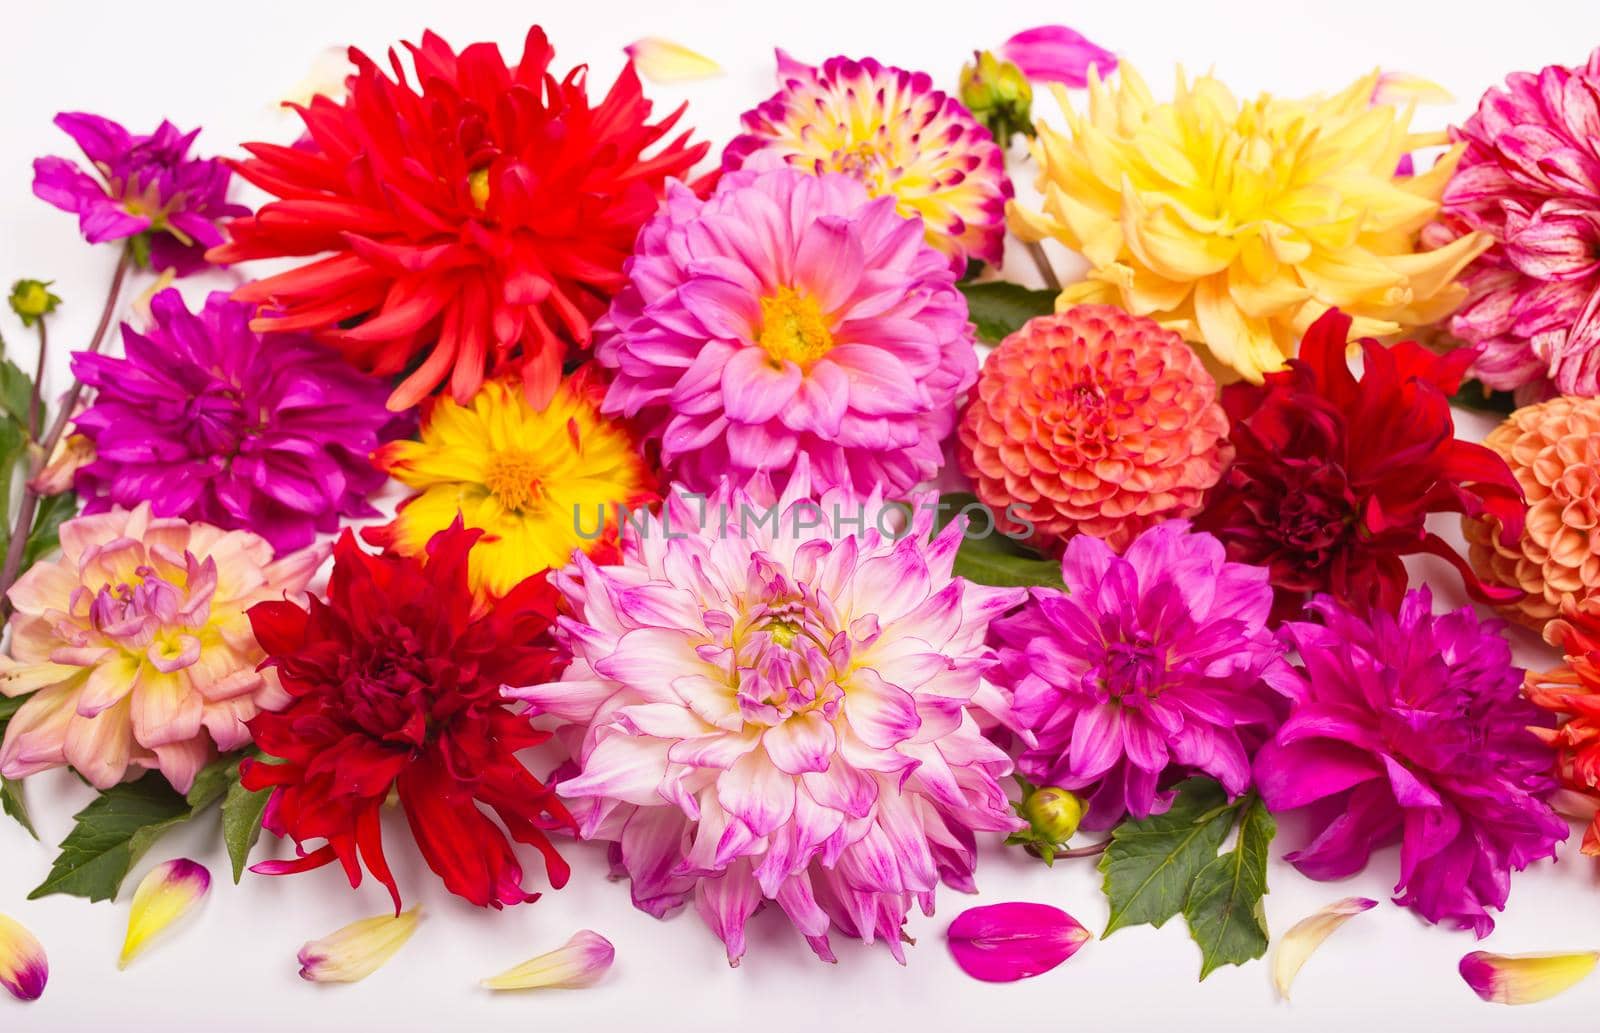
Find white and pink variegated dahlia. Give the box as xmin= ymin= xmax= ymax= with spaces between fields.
xmin=508 ymin=469 xmax=1024 ymax=964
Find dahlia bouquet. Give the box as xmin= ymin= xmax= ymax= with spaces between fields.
xmin=3 ymin=19 xmax=1600 ymax=1014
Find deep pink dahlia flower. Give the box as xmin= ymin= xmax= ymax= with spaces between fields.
xmin=596 ymin=167 xmax=977 ymax=498
xmin=507 ymin=468 xmax=1024 ymax=964
xmin=72 ymin=290 xmax=407 ymax=554
xmin=1255 ymin=587 xmax=1567 ymax=936
xmin=1428 ymin=48 xmax=1600 ymax=397
xmin=985 ymin=522 xmax=1293 ymax=829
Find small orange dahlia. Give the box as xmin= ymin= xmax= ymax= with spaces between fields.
xmin=1465 ymin=396 xmax=1600 ymax=627
xmin=956 ymin=304 xmax=1232 ymax=552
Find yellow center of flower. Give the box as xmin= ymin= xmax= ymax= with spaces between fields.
xmin=467 ymin=168 xmax=491 ymax=210
xmin=484 ymin=449 xmax=541 ymax=511
xmin=767 ymin=618 xmax=801 ymax=648
xmin=758 ymin=287 xmax=834 ymax=368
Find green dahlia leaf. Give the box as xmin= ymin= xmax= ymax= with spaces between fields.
xmin=958 ymin=281 xmax=1056 ymax=345
xmin=1184 ymin=795 xmax=1276 ymax=979
xmin=1099 ymin=778 xmax=1237 ymax=936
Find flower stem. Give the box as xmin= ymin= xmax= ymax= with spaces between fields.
xmin=27 ymin=322 xmax=46 ymax=438
xmin=1024 ymin=240 xmax=1061 ymax=292
xmin=1056 ymin=839 xmax=1111 ymax=859
xmin=0 ymin=248 xmax=133 ymax=615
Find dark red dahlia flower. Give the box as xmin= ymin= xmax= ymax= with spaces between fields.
xmin=209 ymin=27 xmax=710 ymax=411
xmin=1196 ymin=308 xmax=1526 ymax=619
xmin=241 ymin=521 xmax=573 ymax=910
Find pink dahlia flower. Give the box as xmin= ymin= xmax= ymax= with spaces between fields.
xmin=0 ymin=503 xmax=322 ymax=792
xmin=596 ymin=167 xmax=977 ymax=498
xmin=985 ymin=522 xmax=1293 ymax=829
xmin=723 ymin=56 xmax=1012 ymax=267
xmin=508 ymin=468 xmax=1024 ymax=964
xmin=1428 ymin=48 xmax=1600 ymax=397
xmin=1255 ymin=587 xmax=1567 ymax=936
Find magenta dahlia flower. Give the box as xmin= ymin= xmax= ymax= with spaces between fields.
xmin=72 ymin=290 xmax=407 ymax=554
xmin=32 ymin=113 xmax=246 ymax=274
xmin=1254 ymin=587 xmax=1567 ymax=936
xmin=508 ymin=468 xmax=1024 ymax=964
xmin=1428 ymin=48 xmax=1600 ymax=397
xmin=723 ymin=56 xmax=1012 ymax=267
xmin=596 ymin=167 xmax=977 ymax=498
xmin=985 ymin=522 xmax=1292 ymax=829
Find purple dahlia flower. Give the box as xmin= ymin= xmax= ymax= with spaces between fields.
xmin=985 ymin=521 xmax=1294 ymax=829
xmin=32 ymin=112 xmax=246 ymax=273
xmin=71 ymin=290 xmax=408 ymax=554
xmin=1254 ymin=587 xmax=1567 ymax=936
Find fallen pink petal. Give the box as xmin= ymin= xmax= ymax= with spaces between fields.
xmin=946 ymin=903 xmax=1091 ymax=982
xmin=0 ymin=913 xmax=47 ymax=1002
xmin=997 ymin=25 xmax=1116 ymax=85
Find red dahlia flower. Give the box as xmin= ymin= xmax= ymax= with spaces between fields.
xmin=1196 ymin=309 xmax=1525 ymax=618
xmin=209 ymin=27 xmax=710 ymax=411
xmin=241 ymin=521 xmax=573 ymax=910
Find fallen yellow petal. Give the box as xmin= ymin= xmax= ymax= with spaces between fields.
xmin=1372 ymin=70 xmax=1453 ymax=107
xmin=624 ymin=38 xmax=722 ymax=84
xmin=298 ymin=907 xmax=422 ymax=984
xmin=1273 ymin=897 xmax=1377 ymax=1000
xmin=1461 ymin=950 xmax=1600 ymax=1005
xmin=120 ymin=859 xmax=211 ymax=969
xmin=0 ymin=912 xmax=48 ymax=1002
xmin=482 ymin=930 xmax=614 ymax=991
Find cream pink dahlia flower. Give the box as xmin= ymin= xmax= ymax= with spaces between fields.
xmin=0 ymin=503 xmax=322 ymax=792
xmin=508 ymin=469 xmax=1024 ymax=964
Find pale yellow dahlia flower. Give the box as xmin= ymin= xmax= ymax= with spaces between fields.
xmin=1009 ymin=65 xmax=1490 ymax=381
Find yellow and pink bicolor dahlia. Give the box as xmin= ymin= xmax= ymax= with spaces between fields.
xmin=724 ymin=55 xmax=1013 ymax=268
xmin=0 ymin=503 xmax=322 ymax=793
xmin=508 ymin=465 xmax=1025 ymax=964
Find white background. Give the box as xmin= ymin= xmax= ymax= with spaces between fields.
xmin=4 ymin=1 xmax=1600 ymax=1030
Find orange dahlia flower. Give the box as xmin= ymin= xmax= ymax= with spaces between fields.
xmin=1465 ymin=396 xmax=1600 ymax=628
xmin=956 ymin=304 xmax=1232 ymax=552
xmin=1526 ymin=604 xmax=1600 ymax=855
xmin=209 ymin=27 xmax=710 ymax=411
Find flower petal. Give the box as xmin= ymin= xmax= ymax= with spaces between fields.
xmin=482 ymin=930 xmax=615 ymax=991
xmin=997 ymin=25 xmax=1117 ymax=87
xmin=625 ymin=38 xmax=722 ymax=84
xmin=1271 ymin=897 xmax=1377 ymax=999
xmin=120 ymin=859 xmax=211 ymax=968
xmin=298 ymin=907 xmax=423 ymax=983
xmin=0 ymin=913 xmax=47 ymax=1002
xmin=946 ymin=902 xmax=1091 ymax=982
xmin=1460 ymin=950 xmax=1600 ymax=1005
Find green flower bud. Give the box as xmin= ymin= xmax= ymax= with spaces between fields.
xmin=9 ymin=279 xmax=61 ymax=328
xmin=1022 ymin=786 xmax=1085 ymax=844
xmin=959 ymin=51 xmax=1034 ymax=145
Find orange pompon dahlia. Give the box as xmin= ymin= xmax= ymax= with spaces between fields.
xmin=208 ymin=27 xmax=710 ymax=411
xmin=1465 ymin=396 xmax=1600 ymax=628
xmin=956 ymin=304 xmax=1232 ymax=552
xmin=1525 ymin=604 xmax=1600 ymax=855
xmin=367 ymin=369 xmax=655 ymax=599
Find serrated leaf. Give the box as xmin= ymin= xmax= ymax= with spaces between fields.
xmin=1099 ymin=778 xmax=1237 ymax=936
xmin=28 ymin=774 xmax=194 ymax=902
xmin=1 ymin=775 xmax=36 ymax=838
xmin=1184 ymin=796 xmax=1275 ymax=979
xmin=958 ymin=281 xmax=1056 ymax=345
xmin=30 ymin=755 xmax=239 ymax=902
xmin=935 ymin=491 xmax=1065 ymax=589
xmin=23 ymin=491 xmax=77 ymax=569
xmin=0 ymin=360 xmax=34 ymax=428
xmin=221 ymin=766 xmax=272 ymax=883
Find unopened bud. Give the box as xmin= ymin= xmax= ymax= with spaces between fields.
xmin=8 ymin=280 xmax=61 ymax=328
xmin=1022 ymin=786 xmax=1084 ymax=844
xmin=959 ymin=51 xmax=1034 ymax=145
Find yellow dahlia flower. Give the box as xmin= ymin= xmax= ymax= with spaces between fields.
xmin=1009 ymin=65 xmax=1490 ymax=381
xmin=368 ymin=372 xmax=655 ymax=597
